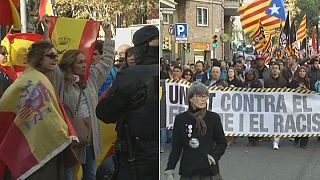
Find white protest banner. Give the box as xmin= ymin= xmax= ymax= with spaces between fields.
xmin=165 ymin=80 xmax=320 ymax=137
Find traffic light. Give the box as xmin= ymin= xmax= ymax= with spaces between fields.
xmin=212 ymin=35 xmax=218 ymax=49
xmin=242 ymin=42 xmax=246 ymax=52
xmin=182 ymin=43 xmax=191 ymax=53
xmin=163 ymin=37 xmax=170 ymax=50
xmin=183 ymin=43 xmax=187 ymax=51
xmin=186 ymin=43 xmax=191 ymax=53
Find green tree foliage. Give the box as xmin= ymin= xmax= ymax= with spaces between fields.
xmin=295 ymin=0 xmax=319 ymax=32
xmin=53 ymin=0 xmax=159 ymax=27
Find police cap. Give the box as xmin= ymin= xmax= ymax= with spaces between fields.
xmin=133 ymin=25 xmax=159 ymax=46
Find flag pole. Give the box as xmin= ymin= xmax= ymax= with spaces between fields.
xmin=305 ymin=37 xmax=308 ymax=58
xmin=20 ymin=0 xmax=27 ymax=32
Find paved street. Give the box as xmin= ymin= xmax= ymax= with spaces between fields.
xmin=160 ymin=137 xmax=320 ymax=180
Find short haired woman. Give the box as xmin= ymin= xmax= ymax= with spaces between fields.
xmin=165 ymin=82 xmax=227 ymax=180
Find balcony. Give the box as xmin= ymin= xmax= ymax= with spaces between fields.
xmin=160 ymin=0 xmax=177 ymax=9
xmin=224 ymin=0 xmax=242 ymax=16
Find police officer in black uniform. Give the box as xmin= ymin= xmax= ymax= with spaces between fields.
xmin=96 ymin=25 xmax=159 ymax=180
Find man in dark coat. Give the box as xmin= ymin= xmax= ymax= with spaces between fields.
xmin=96 ymin=25 xmax=159 ymax=180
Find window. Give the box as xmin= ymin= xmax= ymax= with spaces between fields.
xmin=163 ymin=14 xmax=169 ymax=24
xmin=162 ymin=14 xmax=172 ymax=24
xmin=197 ymin=7 xmax=208 ymax=26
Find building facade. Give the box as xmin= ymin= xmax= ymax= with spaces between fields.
xmin=160 ymin=0 xmax=241 ymax=64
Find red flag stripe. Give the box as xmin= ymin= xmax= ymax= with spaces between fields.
xmin=240 ymin=8 xmax=267 ymax=22
xmin=39 ymin=0 xmax=49 ymax=18
xmin=48 ymin=16 xmax=57 ymax=38
xmin=238 ymin=0 xmax=269 ymax=14
xmin=0 ymin=121 xmax=38 ymax=179
xmin=242 ymin=14 xmax=272 ymax=29
xmin=240 ymin=6 xmax=269 ymax=22
xmin=263 ymin=18 xmax=283 ymax=27
xmin=78 ymin=20 xmax=100 ymax=81
xmin=251 ymin=30 xmax=260 ymax=39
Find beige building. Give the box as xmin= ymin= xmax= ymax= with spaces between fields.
xmin=160 ymin=0 xmax=241 ymax=64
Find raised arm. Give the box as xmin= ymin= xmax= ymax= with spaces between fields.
xmin=41 ymin=15 xmax=51 ymax=42
xmin=89 ymin=21 xmax=115 ymax=89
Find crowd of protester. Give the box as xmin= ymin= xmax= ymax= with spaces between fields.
xmin=161 ymin=54 xmax=320 ymax=151
xmin=0 ymin=16 xmax=158 ymax=180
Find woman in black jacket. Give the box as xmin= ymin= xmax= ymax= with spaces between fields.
xmin=288 ymin=66 xmax=310 ymax=149
xmin=165 ymin=82 xmax=227 ymax=180
xmin=244 ymin=69 xmax=263 ymax=146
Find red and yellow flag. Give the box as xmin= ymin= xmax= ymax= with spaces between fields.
xmin=0 ymin=0 xmax=21 ymax=27
xmin=39 ymin=0 xmax=54 ymax=19
xmin=0 ymin=68 xmax=78 ymax=179
xmin=1 ymin=33 xmax=43 ymax=77
xmin=297 ymin=15 xmax=307 ymax=42
xmin=251 ymin=23 xmax=266 ymax=53
xmin=238 ymin=0 xmax=286 ymax=34
xmin=48 ymin=16 xmax=100 ymax=81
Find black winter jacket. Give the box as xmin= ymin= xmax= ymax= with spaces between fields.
xmin=166 ymin=111 xmax=227 ymax=177
xmin=96 ymin=64 xmax=159 ymax=140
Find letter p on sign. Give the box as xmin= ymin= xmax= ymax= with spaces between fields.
xmin=175 ymin=23 xmax=188 ymax=40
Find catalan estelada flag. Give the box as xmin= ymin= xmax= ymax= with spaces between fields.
xmin=0 ymin=0 xmax=21 ymax=27
xmin=238 ymin=0 xmax=286 ymax=34
xmin=263 ymin=37 xmax=273 ymax=64
xmin=297 ymin=15 xmax=307 ymax=42
xmin=251 ymin=23 xmax=266 ymax=53
xmin=48 ymin=16 xmax=100 ymax=81
xmin=0 ymin=68 xmax=78 ymax=179
xmin=39 ymin=0 xmax=54 ymax=19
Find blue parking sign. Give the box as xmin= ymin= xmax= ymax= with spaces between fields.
xmin=174 ymin=23 xmax=188 ymax=40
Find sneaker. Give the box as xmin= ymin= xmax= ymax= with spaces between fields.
xmin=289 ymin=138 xmax=294 ymax=141
xmin=160 ymin=147 xmax=165 ymax=153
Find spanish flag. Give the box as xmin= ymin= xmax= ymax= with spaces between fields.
xmin=48 ymin=16 xmax=100 ymax=81
xmin=1 ymin=33 xmax=43 ymax=77
xmin=0 ymin=68 xmax=78 ymax=179
xmin=39 ymin=0 xmax=54 ymax=18
xmin=0 ymin=0 xmax=21 ymax=27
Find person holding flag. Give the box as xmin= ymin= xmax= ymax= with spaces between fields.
xmin=0 ymin=40 xmax=78 ymax=179
xmin=42 ymin=17 xmax=115 ymax=180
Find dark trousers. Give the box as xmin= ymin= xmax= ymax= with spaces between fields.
xmin=248 ymin=137 xmax=259 ymax=144
xmin=116 ymin=140 xmax=158 ymax=180
xmin=294 ymin=137 xmax=308 ymax=147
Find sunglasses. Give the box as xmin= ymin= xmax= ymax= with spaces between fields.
xmin=185 ymin=73 xmax=191 ymax=76
xmin=45 ymin=54 xmax=58 ymax=59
